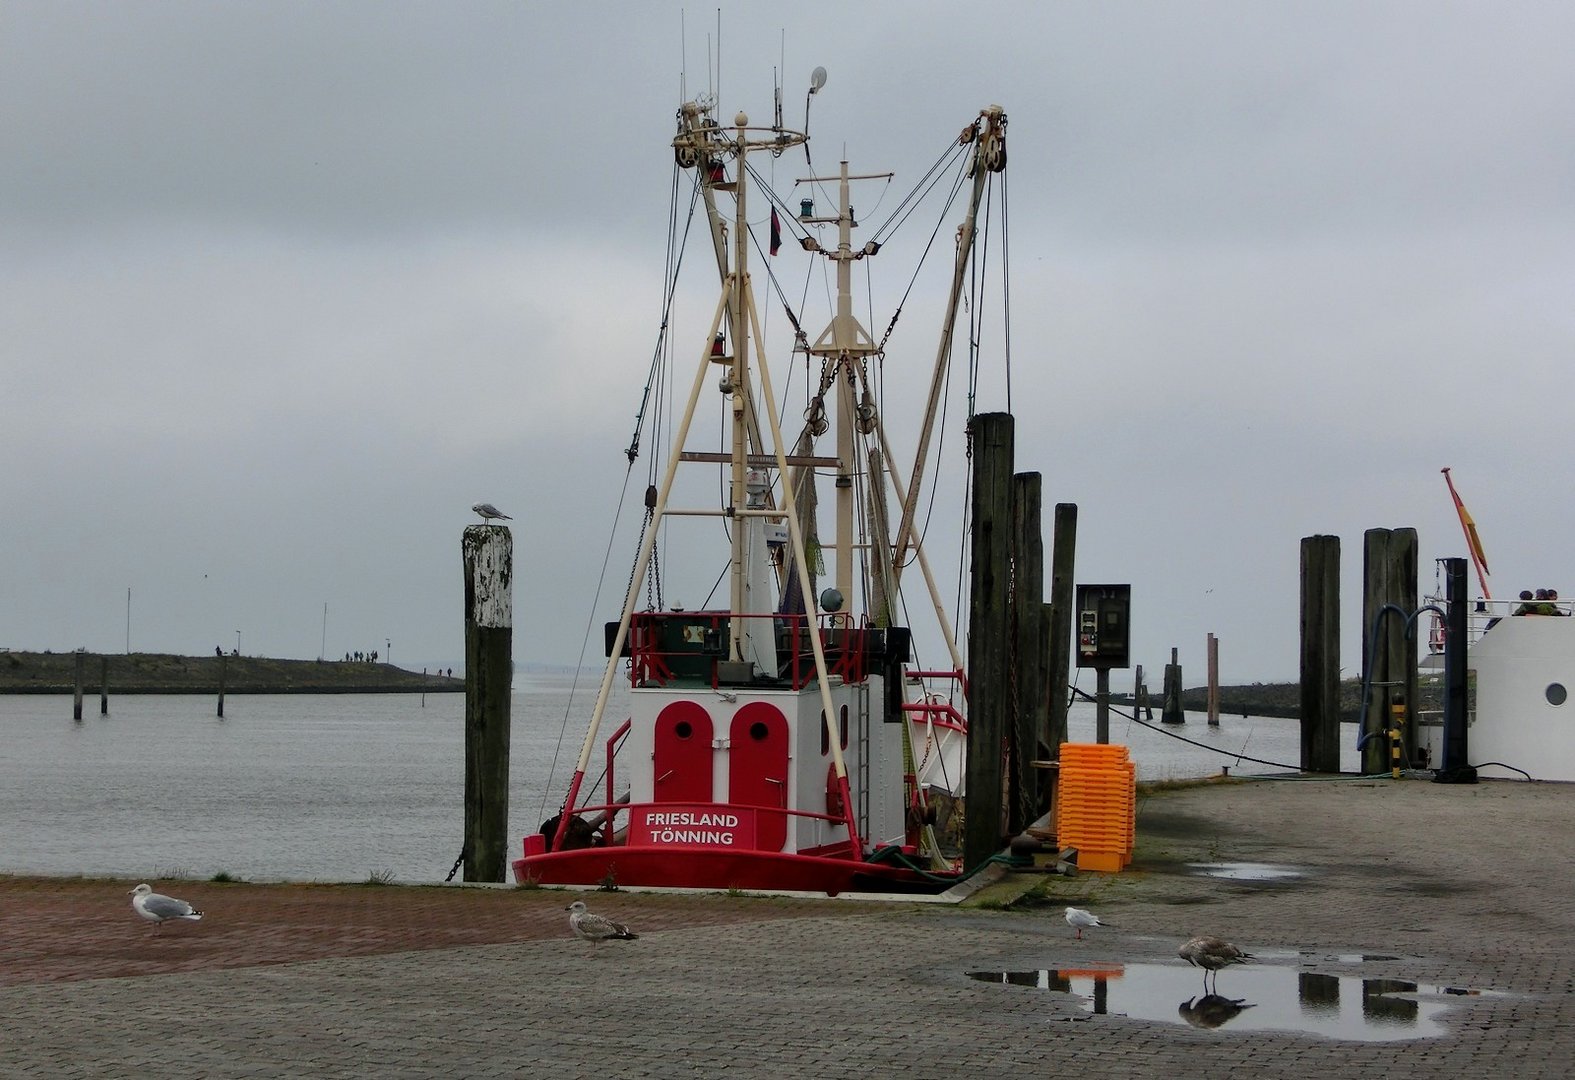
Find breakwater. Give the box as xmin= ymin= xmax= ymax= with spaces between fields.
xmin=0 ymin=650 xmax=461 ymax=695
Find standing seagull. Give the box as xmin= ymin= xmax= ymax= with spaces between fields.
xmin=472 ymin=502 xmax=512 ymax=523
xmin=1064 ymin=906 xmax=1108 ymax=940
xmin=566 ymin=900 xmax=638 ymax=952
xmin=1179 ymin=935 xmax=1254 ymax=991
xmin=128 ymin=883 xmax=203 ymax=932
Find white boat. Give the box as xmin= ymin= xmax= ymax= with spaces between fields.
xmin=514 ymin=69 xmax=1007 ymax=894
xmin=1419 ymin=595 xmax=1575 ymax=782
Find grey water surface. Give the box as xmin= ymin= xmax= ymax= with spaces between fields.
xmin=0 ymin=678 xmax=1355 ymax=882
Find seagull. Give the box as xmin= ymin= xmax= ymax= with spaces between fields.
xmin=566 ymin=900 xmax=638 ymax=951
xmin=1179 ymin=935 xmax=1254 ymax=991
xmin=1064 ymin=906 xmax=1107 ymax=940
xmin=472 ymin=502 xmax=512 ymax=523
xmin=129 ymin=883 xmax=203 ymax=931
xmin=1178 ymin=993 xmax=1255 ymax=1030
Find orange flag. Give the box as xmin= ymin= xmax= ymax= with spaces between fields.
xmin=1441 ymin=467 xmax=1490 ymax=597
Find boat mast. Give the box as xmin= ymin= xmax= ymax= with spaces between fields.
xmin=802 ymin=161 xmax=887 ymax=618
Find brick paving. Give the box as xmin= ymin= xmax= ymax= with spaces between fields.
xmin=2 ymin=777 xmax=1573 ymax=1077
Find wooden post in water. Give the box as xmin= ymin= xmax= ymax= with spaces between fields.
xmin=1010 ymin=471 xmax=1046 ymax=832
xmin=1299 ymin=534 xmax=1341 ymax=772
xmin=73 ymin=650 xmax=85 ymax=720
xmin=1045 ymin=502 xmax=1077 ymax=754
xmin=1161 ymin=647 xmax=1184 ymax=724
xmin=1362 ymin=528 xmax=1418 ymax=774
xmin=1206 ymin=634 xmax=1220 ymax=726
xmin=100 ymin=655 xmax=109 ymax=716
xmin=217 ymin=652 xmax=226 ymax=718
xmin=463 ymin=523 xmax=514 ymax=883
xmin=965 ymin=412 xmax=1013 ymax=870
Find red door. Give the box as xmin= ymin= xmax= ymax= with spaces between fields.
xmin=653 ymin=700 xmax=714 ymax=803
xmin=729 ymin=702 xmax=790 ymax=852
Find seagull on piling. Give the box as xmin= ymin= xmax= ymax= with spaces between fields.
xmin=1064 ymin=906 xmax=1108 ymax=940
xmin=472 ymin=502 xmax=512 ymax=523
xmin=566 ymin=900 xmax=638 ymax=952
xmin=1179 ymin=935 xmax=1254 ymax=991
xmin=129 ymin=883 xmax=203 ymax=932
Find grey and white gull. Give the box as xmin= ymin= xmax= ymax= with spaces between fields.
xmin=472 ymin=502 xmax=512 ymax=523
xmin=129 ymin=883 xmax=203 ymax=931
xmin=566 ymin=900 xmax=638 ymax=951
xmin=1064 ymin=906 xmax=1108 ymax=940
xmin=1179 ymin=935 xmax=1254 ymax=991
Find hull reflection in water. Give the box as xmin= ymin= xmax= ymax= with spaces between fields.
xmin=967 ymin=963 xmax=1494 ymax=1041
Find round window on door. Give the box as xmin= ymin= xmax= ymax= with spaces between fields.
xmin=675 ymin=721 xmax=693 ymax=738
xmin=1548 ymin=683 xmax=1568 ymax=707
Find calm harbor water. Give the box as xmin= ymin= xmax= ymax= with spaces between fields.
xmin=0 ymin=674 xmax=1358 ymax=883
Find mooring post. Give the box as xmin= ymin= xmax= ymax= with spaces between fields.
xmin=1362 ymin=528 xmax=1418 ymax=774
xmin=463 ymin=523 xmax=514 ymax=883
xmin=1299 ymin=534 xmax=1341 ymax=772
xmin=1010 ymin=471 xmax=1046 ymax=833
xmin=73 ymin=650 xmax=85 ymax=721
xmin=100 ymin=655 xmax=109 ymax=716
xmin=1206 ymin=633 xmax=1220 ymax=726
xmin=1438 ymin=557 xmax=1472 ymax=780
xmin=1045 ymin=502 xmax=1077 ymax=753
xmin=1161 ymin=647 xmax=1184 ymax=724
xmin=965 ymin=412 xmax=1013 ymax=870
xmin=217 ymin=652 xmax=226 ymax=718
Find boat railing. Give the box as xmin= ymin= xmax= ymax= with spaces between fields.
xmin=1425 ymin=595 xmax=1574 ymax=649
xmin=900 ymin=700 xmax=967 ymax=734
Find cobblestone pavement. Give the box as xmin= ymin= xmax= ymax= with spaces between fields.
xmin=3 ymin=777 xmax=1573 ymax=1077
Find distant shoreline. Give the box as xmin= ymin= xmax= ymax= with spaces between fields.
xmin=0 ymin=650 xmax=463 ymax=696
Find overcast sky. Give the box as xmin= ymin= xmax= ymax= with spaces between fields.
xmin=4 ymin=1 xmax=1572 ymax=684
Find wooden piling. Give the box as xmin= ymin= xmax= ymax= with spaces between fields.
xmin=217 ymin=653 xmax=226 ymax=718
xmin=1010 ymin=471 xmax=1046 ymax=832
xmin=1299 ymin=534 xmax=1341 ymax=772
xmin=1206 ymin=633 xmax=1220 ymax=726
xmin=1045 ymin=502 xmax=1077 ymax=753
xmin=463 ymin=523 xmax=514 ymax=883
xmin=965 ymin=412 xmax=1013 ymax=870
xmin=73 ymin=650 xmax=84 ymax=720
xmin=1161 ymin=648 xmax=1184 ymax=724
xmin=100 ymin=655 xmax=109 ymax=716
xmin=1362 ymin=528 xmax=1418 ymax=774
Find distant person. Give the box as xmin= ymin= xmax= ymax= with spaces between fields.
xmin=215 ymin=646 xmax=222 ymax=657
xmin=1537 ymin=588 xmax=1562 ymax=616
xmin=1513 ymin=589 xmax=1537 ymax=615
xmin=1549 ymin=589 xmax=1566 ymax=615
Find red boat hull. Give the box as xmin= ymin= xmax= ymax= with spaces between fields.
xmin=511 ymin=844 xmax=957 ymax=896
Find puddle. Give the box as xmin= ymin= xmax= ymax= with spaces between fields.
xmin=1188 ymin=862 xmax=1304 ymax=881
xmin=967 ymin=963 xmax=1496 ymax=1041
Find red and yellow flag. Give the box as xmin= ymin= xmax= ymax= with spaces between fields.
xmin=1441 ymin=467 xmax=1490 ymax=598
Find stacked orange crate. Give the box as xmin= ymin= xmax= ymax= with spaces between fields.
xmin=1055 ymin=743 xmax=1136 ymax=872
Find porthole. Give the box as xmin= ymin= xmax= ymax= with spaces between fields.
xmin=750 ymin=721 xmax=770 ymax=740
xmin=1548 ymin=683 xmax=1568 ymax=707
xmin=675 ymin=720 xmax=693 ymax=738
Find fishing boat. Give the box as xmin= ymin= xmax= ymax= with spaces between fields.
xmin=513 ymin=70 xmax=1010 ymax=894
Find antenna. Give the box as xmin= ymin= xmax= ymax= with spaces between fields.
xmin=804 ymin=66 xmax=827 ymax=164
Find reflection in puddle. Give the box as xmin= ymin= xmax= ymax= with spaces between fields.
xmin=1188 ymin=862 xmax=1304 ymax=881
xmin=966 ymin=964 xmax=1494 ymax=1041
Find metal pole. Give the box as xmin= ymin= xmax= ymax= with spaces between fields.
xmin=1096 ymin=667 xmax=1110 ymax=745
